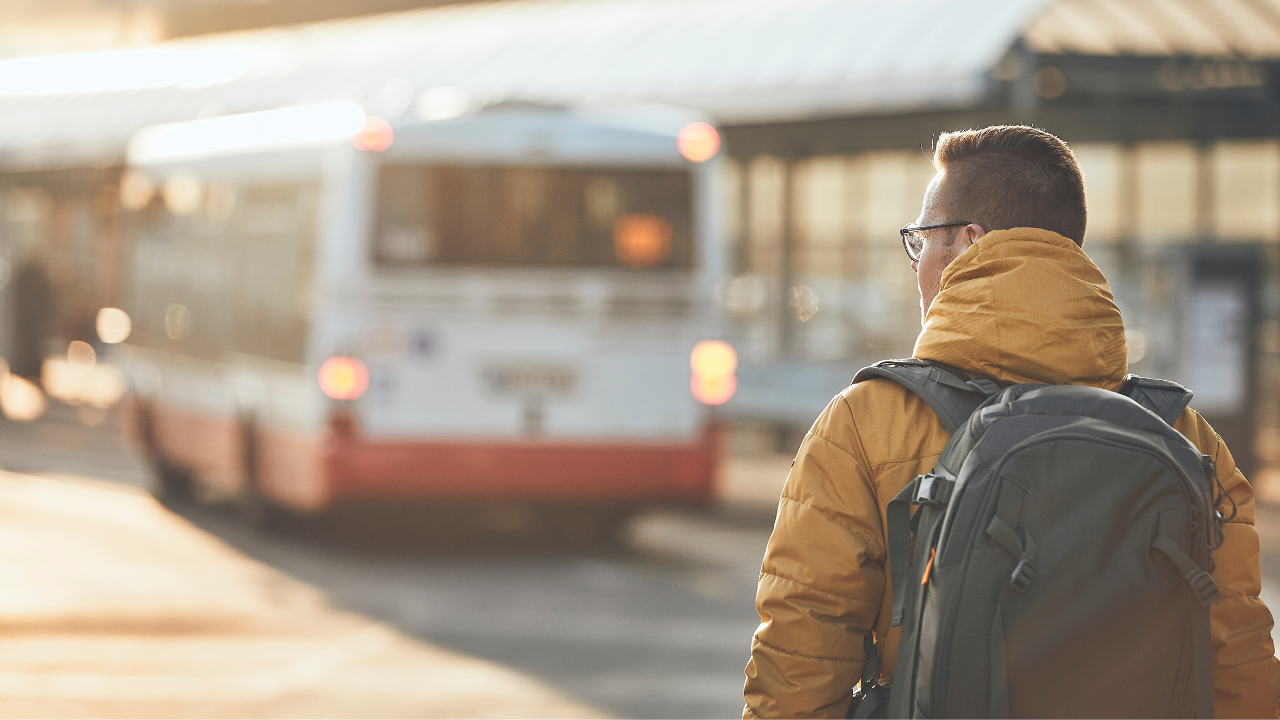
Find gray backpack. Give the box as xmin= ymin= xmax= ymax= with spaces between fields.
xmin=848 ymin=359 xmax=1230 ymax=719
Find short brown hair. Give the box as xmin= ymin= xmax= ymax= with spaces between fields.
xmin=932 ymin=125 xmax=1087 ymax=245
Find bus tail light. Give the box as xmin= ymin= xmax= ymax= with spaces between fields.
xmin=691 ymin=372 xmax=736 ymax=406
xmin=353 ymin=115 xmax=394 ymax=152
xmin=677 ymin=122 xmax=720 ymax=163
xmin=690 ymin=340 xmax=737 ymax=405
xmin=318 ymin=356 xmax=369 ymax=400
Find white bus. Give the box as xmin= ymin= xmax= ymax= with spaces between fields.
xmin=120 ymin=101 xmax=733 ymax=536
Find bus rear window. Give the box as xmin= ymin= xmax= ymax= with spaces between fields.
xmin=373 ymin=165 xmax=693 ymax=270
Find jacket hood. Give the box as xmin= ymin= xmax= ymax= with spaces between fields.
xmin=913 ymin=228 xmax=1128 ymax=389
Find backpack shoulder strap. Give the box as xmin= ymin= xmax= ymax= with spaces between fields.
xmin=1118 ymin=374 xmax=1193 ymax=426
xmin=852 ymin=358 xmax=1000 ymax=434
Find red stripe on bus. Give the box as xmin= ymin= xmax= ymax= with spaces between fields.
xmin=320 ymin=414 xmax=720 ymax=505
xmin=130 ymin=397 xmax=720 ymax=511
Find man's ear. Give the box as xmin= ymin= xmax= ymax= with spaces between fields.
xmin=956 ymin=223 xmax=985 ymax=251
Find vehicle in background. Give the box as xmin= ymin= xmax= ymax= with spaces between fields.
xmin=119 ymin=101 xmax=731 ymax=540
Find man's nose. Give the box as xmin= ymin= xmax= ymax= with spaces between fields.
xmin=910 ymin=259 xmax=919 ymax=273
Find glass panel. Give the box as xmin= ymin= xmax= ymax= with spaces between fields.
xmin=850 ymin=150 xmax=932 ymax=356
xmin=1183 ymin=281 xmax=1248 ymax=413
xmin=126 ymin=181 xmax=318 ymax=364
xmin=1073 ymin=143 xmax=1122 ymax=244
xmin=796 ymin=156 xmax=846 ymax=279
xmin=747 ymin=155 xmax=786 ymax=276
xmin=374 ymin=164 xmax=692 ymax=270
xmin=1213 ymin=140 xmax=1280 ymax=243
xmin=724 ymin=157 xmax=743 ymax=274
xmin=1136 ymin=142 xmax=1197 ymax=244
xmin=843 ymin=155 xmax=869 ymax=274
xmin=861 ymin=150 xmax=935 ymax=247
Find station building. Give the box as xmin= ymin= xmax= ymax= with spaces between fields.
xmin=1 ymin=0 xmax=1279 ymax=486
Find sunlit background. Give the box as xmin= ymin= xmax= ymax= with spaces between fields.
xmin=1 ymin=0 xmax=1280 ymax=718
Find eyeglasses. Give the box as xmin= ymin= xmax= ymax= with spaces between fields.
xmin=900 ymin=222 xmax=972 ymax=261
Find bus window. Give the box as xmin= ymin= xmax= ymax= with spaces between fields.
xmin=125 ymin=181 xmax=318 ymax=365
xmin=373 ymin=165 xmax=692 ymax=270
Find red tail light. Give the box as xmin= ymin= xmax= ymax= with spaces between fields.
xmin=690 ymin=340 xmax=737 ymax=405
xmin=353 ymin=116 xmax=394 ymax=152
xmin=318 ymin=356 xmax=369 ymax=400
xmin=677 ymin=122 xmax=720 ymax=163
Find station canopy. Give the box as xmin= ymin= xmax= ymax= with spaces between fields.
xmin=2 ymin=0 xmax=1280 ymax=168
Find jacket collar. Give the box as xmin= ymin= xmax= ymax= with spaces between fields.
xmin=912 ymin=227 xmax=1128 ymax=389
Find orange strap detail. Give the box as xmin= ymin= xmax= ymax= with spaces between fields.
xmin=920 ymin=548 xmax=936 ymax=585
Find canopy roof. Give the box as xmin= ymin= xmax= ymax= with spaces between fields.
xmin=1026 ymin=0 xmax=1280 ymax=57
xmin=0 ymin=0 xmax=1276 ymax=169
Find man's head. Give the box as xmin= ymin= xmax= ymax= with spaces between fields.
xmin=911 ymin=125 xmax=1087 ymax=321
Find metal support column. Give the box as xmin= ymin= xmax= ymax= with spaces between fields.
xmin=1195 ymin=141 xmax=1214 ymax=241
xmin=779 ymin=157 xmax=795 ymax=357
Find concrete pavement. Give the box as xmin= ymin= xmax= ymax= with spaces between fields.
xmin=0 ymin=468 xmax=604 ymax=718
xmin=5 ymin=403 xmax=1277 ymax=718
xmin=0 ymin=406 xmax=787 ymax=718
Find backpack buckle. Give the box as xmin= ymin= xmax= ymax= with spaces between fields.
xmin=912 ymin=474 xmax=954 ymax=506
xmin=1187 ymin=568 xmax=1220 ymax=606
xmin=1010 ymin=558 xmax=1035 ymax=591
xmin=967 ymin=377 xmax=1000 ymax=395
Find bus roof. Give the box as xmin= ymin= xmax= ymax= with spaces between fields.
xmin=126 ymin=103 xmax=705 ymax=174
xmin=387 ymin=105 xmax=701 ymax=167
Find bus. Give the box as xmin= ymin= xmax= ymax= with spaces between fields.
xmin=119 ymin=101 xmax=733 ymax=538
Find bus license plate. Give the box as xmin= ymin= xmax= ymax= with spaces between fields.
xmin=485 ymin=364 xmax=578 ymax=396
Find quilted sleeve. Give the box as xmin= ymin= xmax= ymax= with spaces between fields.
xmin=743 ymin=395 xmax=885 ymax=719
xmin=1176 ymin=409 xmax=1280 ymax=719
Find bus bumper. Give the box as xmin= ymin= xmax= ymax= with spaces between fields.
xmin=319 ymin=418 xmax=721 ymax=506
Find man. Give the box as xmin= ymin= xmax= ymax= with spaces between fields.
xmin=743 ymin=125 xmax=1280 ymax=718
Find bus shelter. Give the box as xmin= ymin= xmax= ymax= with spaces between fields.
xmin=719 ymin=0 xmax=1280 ymax=488
xmin=0 ymin=0 xmax=1277 ymax=484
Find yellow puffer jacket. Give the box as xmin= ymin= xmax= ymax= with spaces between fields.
xmin=744 ymin=228 xmax=1280 ymax=719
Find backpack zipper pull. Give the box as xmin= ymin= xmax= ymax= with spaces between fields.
xmin=1201 ymin=454 xmax=1231 ymax=552
xmin=920 ymin=548 xmax=937 ymax=586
